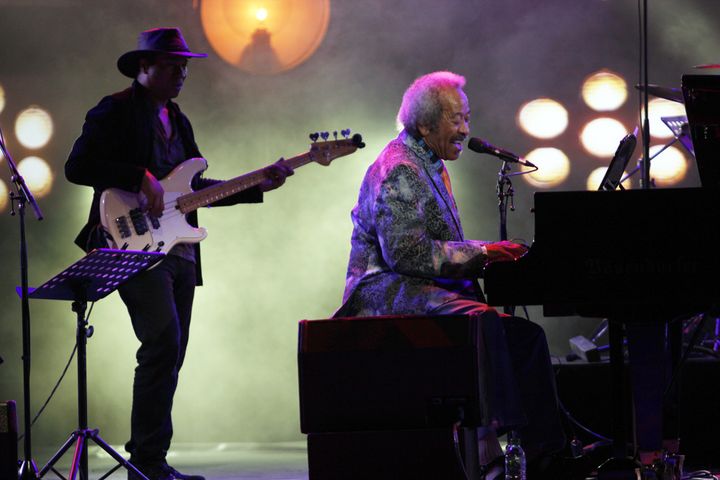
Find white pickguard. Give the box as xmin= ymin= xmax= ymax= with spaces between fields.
xmin=99 ymin=158 xmax=209 ymax=253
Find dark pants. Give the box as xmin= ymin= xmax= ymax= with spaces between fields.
xmin=431 ymin=299 xmax=566 ymax=461
xmin=118 ymin=255 xmax=196 ymax=465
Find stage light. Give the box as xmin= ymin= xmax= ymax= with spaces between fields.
xmin=520 ymin=148 xmax=570 ymax=188
xmin=15 ymin=106 xmax=53 ymax=149
xmin=0 ymin=180 xmax=7 ymax=211
xmin=0 ymin=83 xmax=5 ymax=114
xmin=582 ymin=70 xmax=628 ymax=111
xmin=649 ymin=145 xmax=687 ymax=186
xmin=17 ymin=156 xmax=53 ymax=197
xmin=586 ymin=166 xmax=633 ymax=191
xmin=255 ymin=7 xmax=269 ymax=22
xmin=200 ymin=0 xmax=330 ymax=75
xmin=580 ymin=117 xmax=628 ymax=157
xmin=516 ymin=98 xmax=569 ymax=139
xmin=643 ymin=98 xmax=687 ymax=139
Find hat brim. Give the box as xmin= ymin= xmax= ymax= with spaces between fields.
xmin=117 ymin=49 xmax=208 ymax=78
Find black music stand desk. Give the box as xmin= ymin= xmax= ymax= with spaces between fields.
xmin=20 ymin=248 xmax=165 ymax=480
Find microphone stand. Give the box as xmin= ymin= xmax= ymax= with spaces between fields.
xmin=496 ymin=160 xmax=513 ymax=242
xmin=640 ymin=0 xmax=651 ymax=190
xmin=496 ymin=160 xmax=514 ymax=315
xmin=1 ymin=126 xmax=44 ymax=480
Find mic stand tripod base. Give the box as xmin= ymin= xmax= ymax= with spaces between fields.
xmin=18 ymin=459 xmax=39 ymax=480
xmin=39 ymin=428 xmax=149 ymax=480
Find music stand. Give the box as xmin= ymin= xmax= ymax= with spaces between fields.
xmin=661 ymin=115 xmax=695 ymax=158
xmin=598 ymin=131 xmax=638 ymax=191
xmin=19 ymin=249 xmax=165 ymax=480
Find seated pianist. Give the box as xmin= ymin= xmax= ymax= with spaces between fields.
xmin=333 ymin=71 xmax=567 ymax=479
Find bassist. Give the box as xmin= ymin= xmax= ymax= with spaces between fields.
xmin=65 ymin=27 xmax=292 ymax=480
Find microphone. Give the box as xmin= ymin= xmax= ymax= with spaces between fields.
xmin=468 ymin=137 xmax=537 ymax=168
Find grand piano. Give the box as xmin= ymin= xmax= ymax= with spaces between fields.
xmin=485 ymin=187 xmax=720 ymax=319
xmin=484 ymin=74 xmax=720 ymax=472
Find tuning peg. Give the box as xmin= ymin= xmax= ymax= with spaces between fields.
xmin=320 ymin=131 xmax=329 ymax=141
xmin=333 ymin=131 xmax=338 ymax=140
xmin=309 ymin=132 xmax=320 ymax=142
xmin=341 ymin=129 xmax=351 ymax=138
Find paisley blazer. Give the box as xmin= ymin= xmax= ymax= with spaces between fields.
xmin=335 ymin=131 xmax=491 ymax=317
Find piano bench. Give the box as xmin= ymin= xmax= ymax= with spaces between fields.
xmin=297 ymin=314 xmax=486 ymax=479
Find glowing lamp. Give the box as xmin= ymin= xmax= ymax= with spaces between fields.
xmin=200 ymin=0 xmax=330 ymax=75
xmin=520 ymin=148 xmax=570 ymax=188
xmin=255 ymin=7 xmax=269 ymax=22
xmin=15 ymin=106 xmax=53 ymax=149
xmin=0 ymin=180 xmax=7 ymax=212
xmin=582 ymin=70 xmax=628 ymax=111
xmin=17 ymin=156 xmax=53 ymax=198
xmin=516 ymin=98 xmax=569 ymax=139
xmin=649 ymin=145 xmax=687 ymax=186
xmin=580 ymin=117 xmax=628 ymax=157
xmin=643 ymin=98 xmax=687 ymax=139
xmin=586 ymin=166 xmax=632 ymax=191
xmin=0 ymin=83 xmax=6 ymax=114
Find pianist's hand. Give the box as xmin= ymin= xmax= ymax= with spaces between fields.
xmin=485 ymin=241 xmax=528 ymax=263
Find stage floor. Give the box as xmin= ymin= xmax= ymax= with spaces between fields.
xmin=34 ymin=442 xmax=309 ymax=480
xmin=32 ymin=440 xmax=719 ymax=480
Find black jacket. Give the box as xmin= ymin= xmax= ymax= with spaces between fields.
xmin=66 ymin=81 xmax=262 ymax=285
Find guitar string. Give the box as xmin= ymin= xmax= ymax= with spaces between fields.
xmin=123 ymin=153 xmax=327 ymax=228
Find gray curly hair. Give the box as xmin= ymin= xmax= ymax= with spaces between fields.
xmin=396 ymin=71 xmax=466 ymax=136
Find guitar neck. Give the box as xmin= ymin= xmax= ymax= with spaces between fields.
xmin=176 ymin=152 xmax=312 ymax=214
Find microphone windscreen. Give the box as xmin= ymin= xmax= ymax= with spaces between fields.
xmin=468 ymin=137 xmax=490 ymax=154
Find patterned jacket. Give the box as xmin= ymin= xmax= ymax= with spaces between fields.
xmin=335 ymin=131 xmax=491 ymax=317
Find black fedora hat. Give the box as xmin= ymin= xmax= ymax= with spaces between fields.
xmin=117 ymin=27 xmax=208 ymax=78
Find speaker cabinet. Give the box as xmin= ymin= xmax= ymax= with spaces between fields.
xmin=298 ymin=315 xmax=485 ymax=479
xmin=307 ymin=427 xmax=477 ymax=480
xmin=298 ymin=315 xmax=485 ymax=433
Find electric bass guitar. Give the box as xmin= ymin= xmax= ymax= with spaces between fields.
xmin=99 ymin=131 xmax=364 ymax=253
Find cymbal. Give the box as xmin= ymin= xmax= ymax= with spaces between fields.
xmin=634 ymin=83 xmax=684 ymax=103
xmin=693 ymin=63 xmax=720 ymax=69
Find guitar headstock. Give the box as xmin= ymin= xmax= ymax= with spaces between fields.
xmin=308 ymin=129 xmax=365 ymax=166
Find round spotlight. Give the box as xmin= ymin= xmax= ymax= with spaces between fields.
xmin=643 ymin=98 xmax=687 ymax=139
xmin=520 ymin=148 xmax=571 ymax=188
xmin=17 ymin=156 xmax=53 ymax=197
xmin=516 ymin=98 xmax=569 ymax=139
xmin=582 ymin=70 xmax=628 ymax=111
xmin=586 ymin=166 xmax=633 ymax=191
xmin=255 ymin=7 xmax=269 ymax=22
xmin=200 ymin=0 xmax=330 ymax=75
xmin=15 ymin=106 xmax=53 ymax=149
xmin=580 ymin=117 xmax=628 ymax=157
xmin=0 ymin=83 xmax=6 ymax=114
xmin=0 ymin=179 xmax=8 ymax=212
xmin=649 ymin=145 xmax=687 ymax=186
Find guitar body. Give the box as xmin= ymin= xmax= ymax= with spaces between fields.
xmin=100 ymin=158 xmax=209 ymax=253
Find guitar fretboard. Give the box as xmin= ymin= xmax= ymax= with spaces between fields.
xmin=175 ymin=147 xmax=333 ymax=213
